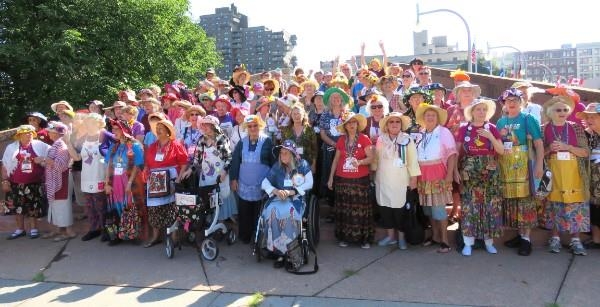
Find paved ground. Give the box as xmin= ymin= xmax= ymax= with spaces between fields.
xmin=0 ymin=207 xmax=599 ymax=307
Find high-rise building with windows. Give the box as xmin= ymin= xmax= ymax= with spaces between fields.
xmin=199 ymin=4 xmax=297 ymax=78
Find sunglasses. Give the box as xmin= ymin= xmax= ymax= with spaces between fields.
xmin=246 ymin=124 xmax=259 ymax=128
xmin=189 ymin=113 xmax=201 ymax=116
xmin=413 ymin=62 xmax=423 ymax=65
xmin=370 ymin=105 xmax=384 ymax=110
xmin=554 ymin=108 xmax=570 ymax=113
xmin=264 ymin=88 xmax=274 ymax=91
xmin=419 ymin=72 xmax=430 ymax=75
xmin=402 ymin=75 xmax=412 ymax=78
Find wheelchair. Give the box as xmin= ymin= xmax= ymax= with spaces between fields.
xmin=252 ymin=190 xmax=319 ymax=263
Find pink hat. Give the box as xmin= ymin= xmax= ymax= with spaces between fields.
xmin=214 ymin=95 xmax=232 ymax=110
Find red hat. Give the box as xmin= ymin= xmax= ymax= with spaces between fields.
xmin=161 ymin=93 xmax=178 ymax=103
xmin=214 ymin=95 xmax=232 ymax=110
xmin=545 ymin=87 xmax=581 ymax=104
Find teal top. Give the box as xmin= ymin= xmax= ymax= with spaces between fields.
xmin=496 ymin=112 xmax=542 ymax=146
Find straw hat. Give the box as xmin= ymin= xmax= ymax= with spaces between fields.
xmin=453 ymin=81 xmax=481 ymax=99
xmin=255 ymin=96 xmax=274 ymax=112
xmin=242 ymin=114 xmax=266 ymax=130
xmin=50 ymin=101 xmax=73 ymax=113
xmin=543 ymin=95 xmax=575 ymax=116
xmin=463 ymin=99 xmax=497 ymax=122
xmin=184 ymin=105 xmax=207 ymax=121
xmin=173 ymin=100 xmax=193 ymax=110
xmin=151 ymin=119 xmax=176 ymax=140
xmin=14 ymin=125 xmax=37 ymax=139
xmin=415 ymin=104 xmax=448 ymax=127
xmin=263 ymin=79 xmax=280 ymax=95
xmin=336 ymin=111 xmax=367 ymax=134
xmin=199 ymin=115 xmax=222 ymax=133
xmin=576 ymin=102 xmax=600 ymax=120
xmin=148 ymin=112 xmax=167 ymax=123
xmin=511 ymin=81 xmax=533 ymax=89
xmin=232 ymin=64 xmax=251 ymax=86
xmin=379 ymin=112 xmax=411 ymax=133
xmin=402 ymin=87 xmax=432 ymax=104
xmin=83 ymin=113 xmax=106 ymax=128
xmin=300 ymin=79 xmax=319 ymax=93
xmin=103 ymin=101 xmax=126 ymax=110
xmin=109 ymin=118 xmax=134 ymax=138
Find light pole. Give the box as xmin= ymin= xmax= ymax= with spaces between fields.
xmin=487 ymin=44 xmax=523 ymax=78
xmin=527 ymin=63 xmax=553 ymax=82
xmin=416 ymin=3 xmax=472 ymax=72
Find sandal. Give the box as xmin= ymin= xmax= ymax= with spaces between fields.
xmin=437 ymin=243 xmax=452 ymax=253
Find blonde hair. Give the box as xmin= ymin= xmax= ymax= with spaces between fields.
xmin=290 ymin=103 xmax=309 ymax=126
xmin=122 ymin=105 xmax=139 ymax=118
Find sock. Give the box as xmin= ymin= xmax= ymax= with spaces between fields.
xmin=30 ymin=229 xmax=38 ymax=235
xmin=484 ymin=238 xmax=494 ymax=246
xmin=14 ymin=229 xmax=24 ymax=234
xmin=571 ymin=237 xmax=581 ymax=242
xmin=521 ymin=236 xmax=531 ymax=242
xmin=463 ymin=235 xmax=475 ymax=246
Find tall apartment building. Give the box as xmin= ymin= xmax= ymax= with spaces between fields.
xmin=515 ymin=46 xmax=577 ymax=83
xmin=199 ymin=4 xmax=297 ymax=79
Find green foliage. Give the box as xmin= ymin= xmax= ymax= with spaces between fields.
xmin=0 ymin=0 xmax=220 ymax=129
xmin=248 ymin=292 xmax=265 ymax=307
xmin=458 ymin=57 xmax=502 ymax=75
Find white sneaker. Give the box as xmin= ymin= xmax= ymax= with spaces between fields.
xmin=338 ymin=241 xmax=348 ymax=248
xmin=361 ymin=243 xmax=371 ymax=249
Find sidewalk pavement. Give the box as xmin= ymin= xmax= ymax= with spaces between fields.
xmin=0 ymin=212 xmax=599 ymax=307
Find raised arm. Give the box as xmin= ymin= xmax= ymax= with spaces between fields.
xmin=360 ymin=42 xmax=366 ymax=68
xmin=379 ymin=40 xmax=388 ymax=68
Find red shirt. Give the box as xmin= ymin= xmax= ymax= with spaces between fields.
xmin=145 ymin=140 xmax=188 ymax=172
xmin=457 ymin=123 xmax=501 ymax=156
xmin=335 ymin=133 xmax=372 ymax=178
xmin=36 ymin=129 xmax=53 ymax=145
xmin=10 ymin=144 xmax=45 ymax=184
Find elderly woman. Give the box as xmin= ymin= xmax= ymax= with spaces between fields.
xmin=319 ymin=87 xmax=352 ymax=222
xmin=260 ymin=140 xmax=313 ymax=268
xmin=281 ymin=103 xmax=318 ymax=173
xmin=363 ymin=95 xmax=390 ymax=143
xmin=143 ymin=112 xmax=167 ymax=148
xmin=121 ymin=105 xmax=145 ymax=143
xmin=542 ymin=96 xmax=590 ymax=256
xmin=143 ymin=119 xmax=188 ymax=248
xmin=578 ymin=103 xmax=600 ymax=249
xmin=172 ymin=100 xmax=193 ymax=140
xmin=229 ymin=85 xmax=251 ymax=110
xmin=374 ymin=113 xmax=420 ymax=249
xmin=105 ymin=119 xmax=145 ymax=245
xmin=403 ymin=87 xmax=432 ymax=142
xmin=199 ymin=93 xmax=216 ymax=114
xmin=379 ymin=75 xmax=403 ymax=113
xmin=300 ymin=79 xmax=319 ymax=110
xmin=399 ymin=70 xmax=416 ymax=97
xmin=496 ymin=88 xmax=544 ymax=256
xmin=327 ymin=111 xmax=375 ymax=248
xmin=140 ymin=98 xmax=161 ymax=133
xmin=212 ymin=95 xmax=235 ymax=138
xmin=229 ymin=107 xmax=249 ymax=149
xmin=65 ymin=114 xmax=114 ymax=241
xmin=23 ymin=112 xmax=52 ymax=144
xmin=415 ymin=105 xmax=457 ymax=253
xmin=2 ymin=125 xmax=50 ymax=239
xmin=456 ymin=100 xmax=505 ymax=256
xmin=426 ymin=83 xmax=451 ymax=110
xmin=230 ymin=115 xmax=274 ymax=244
xmin=180 ymin=105 xmax=206 ymax=157
xmin=42 ymin=121 xmax=77 ymax=241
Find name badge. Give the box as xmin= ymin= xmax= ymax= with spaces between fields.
xmin=393 ymin=158 xmax=404 ymax=168
xmin=21 ymin=161 xmax=32 ymax=172
xmin=268 ymin=125 xmax=277 ymax=132
xmin=503 ymin=142 xmax=513 ymax=150
xmin=155 ymin=152 xmax=164 ymax=161
xmin=557 ymin=151 xmax=570 ymax=161
xmin=284 ymin=179 xmax=293 ymax=187
xmin=114 ymin=167 xmax=124 ymax=176
xmin=342 ymin=157 xmax=358 ymax=172
xmin=296 ymin=147 xmax=304 ymax=155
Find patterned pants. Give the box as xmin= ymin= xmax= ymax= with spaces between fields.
xmin=84 ymin=192 xmax=107 ymax=231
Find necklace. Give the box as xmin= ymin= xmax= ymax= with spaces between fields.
xmin=551 ymin=123 xmax=569 ymax=144
xmin=345 ymin=134 xmax=359 ymax=158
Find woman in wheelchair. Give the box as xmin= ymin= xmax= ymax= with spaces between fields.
xmin=260 ymin=139 xmax=313 ymax=268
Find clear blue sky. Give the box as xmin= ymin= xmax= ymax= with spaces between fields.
xmin=189 ymin=0 xmax=599 ymax=70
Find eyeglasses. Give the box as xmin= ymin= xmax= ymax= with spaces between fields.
xmin=504 ymin=97 xmax=520 ymax=103
xmin=419 ymin=72 xmax=430 ymax=75
xmin=246 ymin=124 xmax=259 ymax=128
xmin=264 ymin=88 xmax=274 ymax=91
xmin=189 ymin=113 xmax=201 ymax=116
xmin=201 ymin=98 xmax=211 ymax=102
xmin=413 ymin=62 xmax=423 ymax=65
xmin=370 ymin=105 xmax=384 ymax=110
xmin=402 ymin=75 xmax=412 ymax=78
xmin=554 ymin=108 xmax=570 ymax=113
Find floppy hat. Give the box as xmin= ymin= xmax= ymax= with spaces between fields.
xmin=84 ymin=113 xmax=106 ymax=128
xmin=311 ymin=91 xmax=325 ymax=104
xmin=359 ymin=88 xmax=382 ymax=102
xmin=214 ymin=95 xmax=232 ymax=110
xmin=403 ymin=87 xmax=432 ymax=104
xmin=263 ymin=79 xmax=280 ymax=95
xmin=323 ymin=87 xmax=350 ymax=107
xmin=24 ymin=112 xmax=48 ymax=128
xmin=232 ymin=64 xmax=251 ymax=86
xmin=184 ymin=105 xmax=207 ymax=121
xmin=300 ymin=79 xmax=319 ymax=94
xmin=173 ymin=100 xmax=193 ymax=110
xmin=546 ymin=87 xmax=581 ymax=104
xmin=498 ymin=88 xmax=523 ymax=103
xmin=151 ymin=119 xmax=176 ymax=140
xmin=61 ymin=109 xmax=75 ymax=119
xmin=46 ymin=121 xmax=68 ymax=135
xmin=425 ymin=83 xmax=447 ymax=95
xmin=103 ymin=101 xmax=126 ymax=111
xmin=147 ymin=112 xmax=167 ymax=122
xmin=379 ymin=112 xmax=411 ymax=133
xmin=228 ymin=85 xmax=247 ymax=101
xmin=198 ymin=92 xmax=216 ymax=101
xmin=109 ymin=118 xmax=134 ymax=138
xmin=275 ymin=139 xmax=300 ymax=160
xmin=463 ymin=99 xmax=497 ymax=122
xmin=255 ymin=96 xmax=274 ymax=111
xmin=50 ymin=101 xmax=73 ymax=113
xmin=242 ymin=114 xmax=266 ymax=130
xmin=14 ymin=124 xmax=37 ymax=139
xmin=453 ymin=81 xmax=482 ymax=99
xmin=330 ymin=72 xmax=349 ymax=89
xmin=511 ymin=81 xmax=533 ymax=89
xmin=543 ymin=95 xmax=575 ymax=116
xmin=199 ymin=115 xmax=222 ymax=132
xmin=576 ymin=102 xmax=600 ymax=120
xmin=450 ymin=69 xmax=470 ymax=82
xmin=336 ymin=111 xmax=367 ymax=134
xmin=86 ymin=100 xmax=105 ymax=108
xmin=230 ymin=106 xmax=250 ymax=120
xmin=252 ymin=82 xmax=264 ymax=91
xmin=415 ymin=104 xmax=448 ymax=127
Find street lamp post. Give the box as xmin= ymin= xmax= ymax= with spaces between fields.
xmin=526 ymin=63 xmax=553 ymax=82
xmin=416 ymin=3 xmax=472 ymax=72
xmin=487 ymin=44 xmax=523 ymax=78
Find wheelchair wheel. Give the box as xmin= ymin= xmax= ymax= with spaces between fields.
xmin=302 ymin=239 xmax=309 ymax=265
xmin=165 ymin=234 xmax=175 ymax=259
xmin=227 ymin=229 xmax=237 ymax=245
xmin=200 ymin=238 xmax=219 ymax=261
xmin=187 ymin=231 xmax=196 ymax=244
xmin=307 ymin=194 xmax=320 ymax=249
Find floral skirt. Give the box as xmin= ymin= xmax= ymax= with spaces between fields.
xmin=418 ymin=162 xmax=452 ymax=207
xmin=460 ymin=155 xmax=503 ymax=239
xmin=544 ymin=202 xmax=590 ymax=234
xmin=502 ymin=197 xmax=537 ymax=229
xmin=148 ymin=203 xmax=176 ymax=229
xmin=334 ymin=176 xmax=374 ymax=244
xmin=9 ymin=182 xmax=44 ymax=218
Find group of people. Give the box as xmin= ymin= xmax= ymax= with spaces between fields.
xmin=2 ymin=50 xmax=600 ymax=265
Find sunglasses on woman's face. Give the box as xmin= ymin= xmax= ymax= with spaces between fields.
xmin=554 ymin=108 xmax=569 ymax=113
xmin=264 ymin=88 xmax=274 ymax=91
xmin=370 ymin=105 xmax=384 ymax=110
xmin=402 ymin=75 xmax=412 ymax=78
xmin=190 ymin=113 xmax=201 ymax=116
xmin=246 ymin=124 xmax=259 ymax=128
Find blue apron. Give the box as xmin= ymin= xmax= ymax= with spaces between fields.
xmin=238 ymin=136 xmax=270 ymax=201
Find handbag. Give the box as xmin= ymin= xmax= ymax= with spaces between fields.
xmin=118 ymin=196 xmax=140 ymax=240
xmin=148 ymin=169 xmax=172 ymax=198
xmin=104 ymin=198 xmax=119 ymax=242
xmin=535 ymin=161 xmax=553 ymax=199
xmin=403 ymin=188 xmax=425 ymax=245
xmin=285 ymin=236 xmax=319 ymax=275
xmin=368 ymin=181 xmax=380 ymax=224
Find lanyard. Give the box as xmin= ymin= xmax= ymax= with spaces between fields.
xmin=345 ymin=134 xmax=359 ymax=158
xmin=551 ymin=124 xmax=569 ymax=144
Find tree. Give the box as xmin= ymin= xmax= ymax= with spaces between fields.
xmin=0 ymin=0 xmax=220 ymax=129
xmin=458 ymin=57 xmax=502 ymax=76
